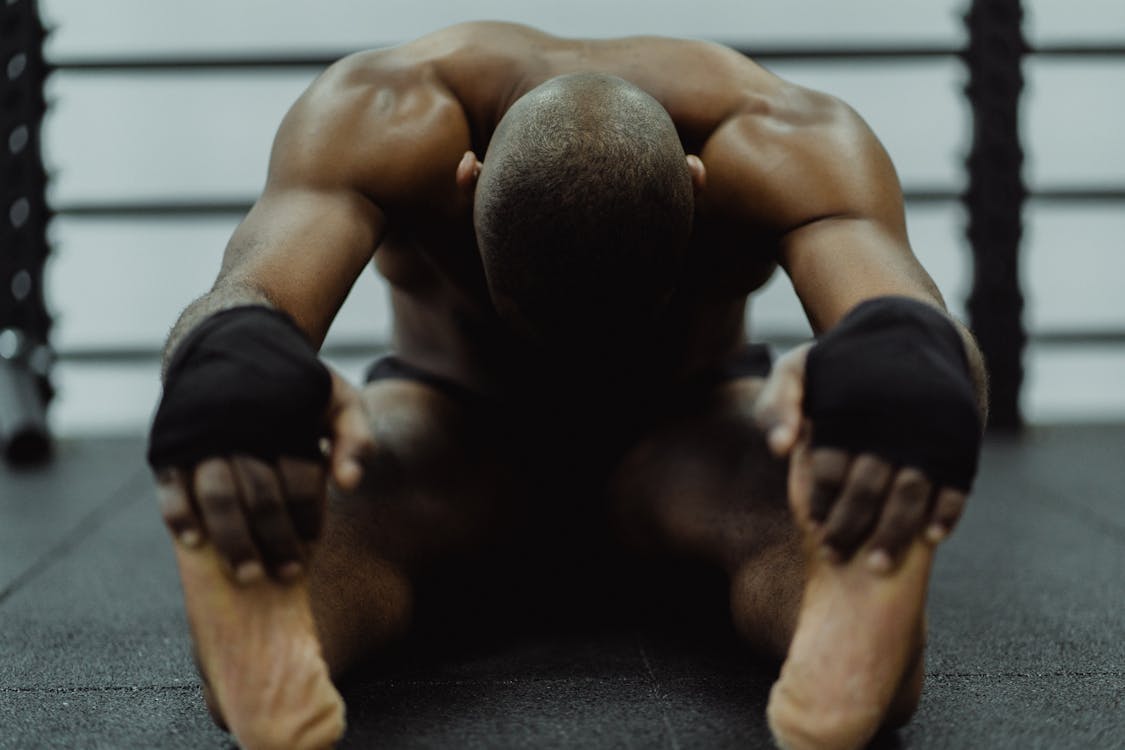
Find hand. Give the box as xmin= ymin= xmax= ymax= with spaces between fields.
xmin=154 ymin=368 xmax=375 ymax=584
xmin=753 ymin=344 xmax=969 ymax=573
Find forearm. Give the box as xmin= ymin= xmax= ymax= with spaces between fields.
xmin=161 ymin=280 xmax=274 ymax=381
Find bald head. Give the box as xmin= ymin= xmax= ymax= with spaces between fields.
xmin=474 ymin=73 xmax=694 ymax=347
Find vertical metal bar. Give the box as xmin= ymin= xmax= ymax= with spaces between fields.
xmin=1 ymin=0 xmax=53 ymax=464
xmin=962 ymin=0 xmax=1028 ymax=431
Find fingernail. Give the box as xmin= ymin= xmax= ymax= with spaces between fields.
xmin=818 ymin=546 xmax=838 ymax=563
xmin=178 ymin=529 xmax=202 ymax=548
xmin=867 ymin=549 xmax=892 ymax=574
xmin=770 ymin=427 xmax=791 ymax=450
xmin=235 ymin=561 xmax=265 ymax=585
xmin=279 ymin=562 xmax=303 ymax=582
xmin=925 ymin=524 xmax=947 ymax=544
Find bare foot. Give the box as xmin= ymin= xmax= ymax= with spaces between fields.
xmin=766 ymin=536 xmax=930 ymax=750
xmin=175 ymin=542 xmax=346 ymax=750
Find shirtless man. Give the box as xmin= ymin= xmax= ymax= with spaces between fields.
xmin=148 ymin=21 xmax=987 ymax=750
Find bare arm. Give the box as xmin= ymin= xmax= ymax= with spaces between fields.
xmin=152 ymin=54 xmax=476 ymax=581
xmin=773 ymin=100 xmax=988 ymax=421
xmin=702 ymin=86 xmax=987 ymax=419
xmin=708 ymin=83 xmax=988 ymax=569
xmin=162 ymin=61 xmax=390 ymax=377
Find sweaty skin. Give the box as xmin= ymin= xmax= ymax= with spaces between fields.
xmin=158 ymin=21 xmax=988 ymax=750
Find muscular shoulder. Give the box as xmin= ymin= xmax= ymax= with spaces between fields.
xmin=267 ymin=46 xmax=472 ymax=210
xmin=699 ymin=80 xmax=905 ymax=236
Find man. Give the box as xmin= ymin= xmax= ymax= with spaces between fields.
xmin=148 ymin=21 xmax=987 ymax=750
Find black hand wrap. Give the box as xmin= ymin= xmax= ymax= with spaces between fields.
xmin=147 ymin=305 xmax=332 ymax=471
xmin=803 ymin=296 xmax=982 ymax=491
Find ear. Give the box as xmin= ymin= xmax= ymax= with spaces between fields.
xmin=686 ymin=154 xmax=706 ymax=195
xmin=456 ymin=150 xmax=483 ymax=192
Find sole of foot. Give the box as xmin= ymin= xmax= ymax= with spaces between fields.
xmin=175 ymin=542 xmax=346 ymax=750
xmin=766 ymin=538 xmax=931 ymax=750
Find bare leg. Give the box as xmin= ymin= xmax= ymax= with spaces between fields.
xmin=610 ymin=379 xmax=803 ymax=657
xmin=609 ymin=378 xmax=925 ymax=748
xmin=177 ymin=378 xmax=520 ymax=748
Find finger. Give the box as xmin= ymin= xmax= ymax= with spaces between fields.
xmin=926 ymin=487 xmax=969 ymax=543
xmin=787 ymin=422 xmax=814 ymax=521
xmin=786 ymin=422 xmax=816 ymax=523
xmin=820 ymin=453 xmax=893 ymax=560
xmin=278 ymin=457 xmax=328 ymax=542
xmin=155 ymin=468 xmax=204 ymax=548
xmin=192 ymin=458 xmax=263 ymax=584
xmin=329 ymin=404 xmax=374 ymax=491
xmin=325 ymin=371 xmax=375 ymax=491
xmin=752 ymin=344 xmax=811 ymax=456
xmin=864 ymin=467 xmax=934 ymax=573
xmin=807 ymin=447 xmax=850 ymax=523
xmin=230 ymin=456 xmax=303 ymax=581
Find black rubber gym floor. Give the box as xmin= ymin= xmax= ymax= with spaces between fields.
xmin=1 ymin=425 xmax=1123 ymax=749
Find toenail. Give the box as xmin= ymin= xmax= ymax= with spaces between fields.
xmin=867 ymin=549 xmax=892 ymax=574
xmin=925 ymin=524 xmax=947 ymax=544
xmin=235 ymin=561 xmax=265 ymax=585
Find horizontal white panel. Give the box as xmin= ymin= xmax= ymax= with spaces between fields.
xmin=46 ymin=202 xmax=1124 ymax=353
xmin=1024 ymin=59 xmax=1125 ymax=187
xmin=43 ymin=71 xmax=314 ymax=205
xmin=44 ymin=62 xmax=966 ymax=205
xmin=47 ymin=217 xmax=392 ymax=352
xmin=754 ymin=201 xmax=1125 ymax=337
xmin=49 ymin=344 xmax=1125 ymax=436
xmin=1023 ymin=203 xmax=1125 ymax=333
xmin=1024 ymin=344 xmax=1125 ymax=422
xmin=51 ymin=355 xmax=374 ymax=437
xmin=1025 ymin=0 xmax=1125 ymax=45
xmin=51 ymin=360 xmax=162 ymax=435
xmin=41 ymin=1 xmax=966 ymax=60
xmin=766 ymin=60 xmax=968 ymax=189
xmin=50 ymin=207 xmax=967 ymax=353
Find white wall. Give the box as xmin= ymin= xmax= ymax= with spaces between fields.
xmin=29 ymin=0 xmax=1125 ymax=432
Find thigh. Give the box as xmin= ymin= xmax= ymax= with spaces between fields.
xmin=608 ymin=376 xmax=796 ymax=574
xmin=343 ymin=377 xmax=524 ymax=567
xmin=307 ymin=377 xmax=526 ymax=671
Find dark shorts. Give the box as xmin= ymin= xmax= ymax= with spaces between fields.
xmin=363 ymin=344 xmax=773 ymax=563
xmin=364 ymin=343 xmax=772 ymax=412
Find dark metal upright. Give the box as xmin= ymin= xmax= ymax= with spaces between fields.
xmin=962 ymin=0 xmax=1028 ymax=431
xmin=0 ymin=0 xmax=53 ymax=464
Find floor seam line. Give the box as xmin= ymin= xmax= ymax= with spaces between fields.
xmin=0 ymin=685 xmax=199 ymax=693
xmin=928 ymin=670 xmax=1125 ymax=678
xmin=638 ymin=641 xmax=682 ymax=750
xmin=1008 ymin=476 xmax=1125 ymax=545
xmin=0 ymin=467 xmax=151 ymax=607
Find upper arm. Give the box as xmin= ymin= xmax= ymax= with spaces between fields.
xmin=702 ymin=85 xmax=945 ymax=333
xmin=214 ymin=54 xmax=470 ymax=346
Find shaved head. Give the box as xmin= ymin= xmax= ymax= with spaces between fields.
xmin=474 ymin=73 xmax=694 ymax=348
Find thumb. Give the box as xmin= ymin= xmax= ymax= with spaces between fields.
xmin=324 ymin=369 xmax=375 ymax=491
xmin=752 ymin=343 xmax=812 ymax=457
